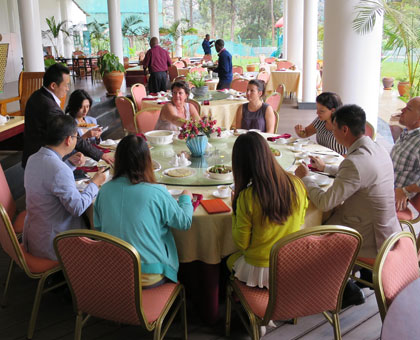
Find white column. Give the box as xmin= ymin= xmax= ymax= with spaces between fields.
xmin=323 ymin=0 xmax=383 ymax=129
xmin=56 ymin=1 xmax=65 ymax=57
xmin=7 ymin=0 xmax=19 ymax=33
xmin=107 ymin=0 xmax=124 ymax=63
xmin=286 ymin=0 xmax=303 ymax=69
xmin=60 ymin=0 xmax=73 ymax=58
xmin=302 ymin=0 xmax=318 ymax=103
xmin=148 ymin=0 xmax=159 ymax=39
xmin=17 ymin=0 xmax=44 ymax=71
xmin=282 ymin=0 xmax=288 ymax=59
xmin=174 ymin=0 xmax=182 ymax=58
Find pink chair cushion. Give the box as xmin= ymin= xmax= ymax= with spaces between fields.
xmin=266 ymin=94 xmax=281 ymax=112
xmin=0 ymin=164 xmax=16 ymax=220
xmin=397 ymin=208 xmax=413 ymax=221
xmin=142 ymin=282 xmax=179 ymax=323
xmin=381 ymin=237 xmax=419 ymax=306
xmin=13 ymin=210 xmax=26 ymax=233
xmin=20 ymin=244 xmax=59 ymax=273
xmin=235 ymin=280 xmax=269 ymax=319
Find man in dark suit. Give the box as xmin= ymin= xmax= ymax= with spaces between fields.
xmin=22 ymin=63 xmax=113 ymax=168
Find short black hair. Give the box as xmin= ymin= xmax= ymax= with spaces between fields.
xmin=45 ymin=115 xmax=77 ymax=146
xmin=205 ymin=34 xmax=210 ymax=38
xmin=65 ymin=89 xmax=93 ymax=118
xmin=316 ymin=92 xmax=342 ymax=110
xmin=43 ymin=63 xmax=70 ymax=87
xmin=333 ymin=104 xmax=366 ymax=137
xmin=215 ymin=39 xmax=224 ymax=48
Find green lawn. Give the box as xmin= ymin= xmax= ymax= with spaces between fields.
xmin=381 ymin=61 xmax=407 ymax=82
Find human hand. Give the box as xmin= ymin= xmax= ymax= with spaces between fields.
xmin=294 ymin=124 xmax=305 ymax=137
xmin=395 ymin=187 xmax=408 ymax=211
xmin=181 ymin=189 xmax=193 ymax=200
xmin=68 ymin=152 xmax=85 ymax=167
xmin=83 ymin=127 xmax=102 ymax=139
xmin=309 ymin=155 xmax=326 ymax=172
xmin=101 ymin=153 xmax=114 ymax=165
xmin=295 ymin=161 xmax=310 ymax=178
xmin=91 ymin=167 xmax=108 ymax=187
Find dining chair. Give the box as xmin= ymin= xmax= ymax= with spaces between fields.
xmin=372 ymin=231 xmax=419 ymax=321
xmin=396 ymin=194 xmax=420 ymax=226
xmin=188 ymin=98 xmax=202 ymax=116
xmin=174 ymin=75 xmax=187 ymax=82
xmin=256 ymin=71 xmax=270 ymax=84
xmin=0 ymin=164 xmax=26 ymax=236
xmin=190 ymin=67 xmax=206 ymax=75
xmin=53 ymin=229 xmax=187 ymax=340
xmin=365 ymin=121 xmax=376 ymax=140
xmin=173 ymin=60 xmax=185 ymax=69
xmin=233 ymin=65 xmax=244 ymax=75
xmin=258 ymin=54 xmax=266 ymax=63
xmin=265 ymin=92 xmax=283 ymax=114
xmin=0 ymin=71 xmax=44 ymax=116
xmin=389 ymin=125 xmax=403 ymax=143
xmin=226 ymin=225 xmax=362 ymax=340
xmin=0 ymin=204 xmax=65 ymax=339
xmin=230 ymin=79 xmax=249 ymax=92
xmin=264 ymin=57 xmax=275 ymax=64
xmin=131 ymin=83 xmax=147 ymax=111
xmin=275 ymin=83 xmax=286 ymax=97
xmin=134 ymin=107 xmax=162 ymax=134
xmin=168 ymin=65 xmax=179 ymax=82
xmin=115 ymin=96 xmax=137 ymax=134
xmin=202 ymin=55 xmax=212 ymax=62
xmin=276 ymin=61 xmax=294 ymax=70
xmin=181 ymin=57 xmax=190 ymax=67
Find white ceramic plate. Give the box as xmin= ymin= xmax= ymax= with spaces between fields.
xmin=206 ymin=166 xmax=233 ymax=180
xmin=212 ymin=190 xmax=230 ymax=199
xmin=168 ymin=160 xmax=192 ymax=167
xmin=100 ymin=139 xmax=118 ymax=147
xmin=168 ymin=189 xmax=183 ymax=197
xmin=153 ymin=160 xmax=161 ymax=172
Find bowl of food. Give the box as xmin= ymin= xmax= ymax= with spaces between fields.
xmin=207 ymin=164 xmax=233 ymax=180
xmin=144 ymin=130 xmax=174 ymax=145
xmin=270 ymin=147 xmax=282 ymax=158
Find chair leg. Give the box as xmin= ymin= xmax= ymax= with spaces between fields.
xmin=225 ymin=284 xmax=232 ymax=337
xmin=74 ymin=311 xmax=83 ymax=340
xmin=1 ymin=258 xmax=14 ymax=307
xmin=181 ymin=287 xmax=188 ymax=340
xmin=27 ymin=275 xmax=48 ymax=339
xmin=332 ymin=312 xmax=342 ymax=340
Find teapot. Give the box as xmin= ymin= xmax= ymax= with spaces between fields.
xmin=0 ymin=115 xmax=10 ymax=125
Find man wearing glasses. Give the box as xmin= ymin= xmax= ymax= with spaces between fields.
xmin=23 ymin=115 xmax=107 ymax=260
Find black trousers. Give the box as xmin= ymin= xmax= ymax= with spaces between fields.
xmin=148 ymin=71 xmax=168 ymax=93
xmin=217 ymin=79 xmax=231 ymax=90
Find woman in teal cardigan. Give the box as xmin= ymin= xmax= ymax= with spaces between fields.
xmin=94 ymin=135 xmax=193 ymax=287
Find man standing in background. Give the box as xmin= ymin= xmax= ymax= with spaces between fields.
xmin=202 ymin=34 xmax=214 ymax=55
xmin=143 ymin=37 xmax=172 ymax=93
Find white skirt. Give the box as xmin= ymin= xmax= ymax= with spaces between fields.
xmin=233 ymin=256 xmax=270 ymax=289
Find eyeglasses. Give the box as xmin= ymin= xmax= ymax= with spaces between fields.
xmin=69 ymin=135 xmax=78 ymax=140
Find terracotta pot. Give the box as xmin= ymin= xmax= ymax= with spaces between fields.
xmin=102 ymin=71 xmax=124 ymax=96
xmin=246 ymin=64 xmax=256 ymax=72
xmin=382 ymin=77 xmax=394 ymax=90
xmin=397 ymin=81 xmax=410 ymax=97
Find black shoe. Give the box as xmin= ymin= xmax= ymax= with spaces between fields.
xmin=354 ymin=268 xmax=374 ymax=290
xmin=341 ymin=280 xmax=365 ymax=309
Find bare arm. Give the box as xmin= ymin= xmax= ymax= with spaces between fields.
xmin=160 ymin=103 xmax=187 ymax=127
xmin=294 ymin=123 xmax=316 ymax=138
xmin=235 ymin=105 xmax=243 ymax=129
xmin=265 ymin=105 xmax=276 ymax=133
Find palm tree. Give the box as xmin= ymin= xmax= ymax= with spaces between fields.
xmin=121 ymin=15 xmax=144 ymax=49
xmin=353 ymin=0 xmax=420 ymax=97
xmin=159 ymin=19 xmax=198 ymax=57
xmin=42 ymin=16 xmax=70 ymax=57
xmin=87 ymin=19 xmax=109 ymax=53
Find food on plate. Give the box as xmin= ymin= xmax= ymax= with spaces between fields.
xmin=77 ymin=123 xmax=96 ymax=128
xmin=270 ymin=147 xmax=281 ymax=157
xmin=166 ymin=168 xmax=194 ymax=177
xmin=208 ymin=165 xmax=232 ymax=174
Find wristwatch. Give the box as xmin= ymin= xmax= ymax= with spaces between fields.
xmin=402 ymin=187 xmax=410 ymax=199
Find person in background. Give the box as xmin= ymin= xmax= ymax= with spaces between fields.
xmin=214 ymin=39 xmax=233 ymax=90
xmin=143 ymin=37 xmax=172 ymax=93
xmin=227 ymin=132 xmax=308 ymax=289
xmin=94 ymin=135 xmax=193 ymax=287
xmin=23 ymin=115 xmax=106 ymax=260
xmin=234 ymin=79 xmax=276 ymax=133
xmin=155 ymin=81 xmax=200 ymax=131
xmin=66 ymin=89 xmax=102 ymax=145
xmin=202 ymin=34 xmax=214 ymax=55
xmin=294 ymin=92 xmax=346 ymax=155
xmin=295 ymin=104 xmax=400 ymax=309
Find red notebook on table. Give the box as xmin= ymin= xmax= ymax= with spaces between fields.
xmin=200 ymin=199 xmax=231 ymax=214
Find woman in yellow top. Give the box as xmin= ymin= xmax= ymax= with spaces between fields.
xmin=227 ymin=132 xmax=308 ymax=289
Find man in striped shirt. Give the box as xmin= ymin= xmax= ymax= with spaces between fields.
xmin=390 ymin=97 xmax=420 ymax=211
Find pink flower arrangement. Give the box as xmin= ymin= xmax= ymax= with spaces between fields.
xmin=178 ymin=116 xmax=222 ymax=139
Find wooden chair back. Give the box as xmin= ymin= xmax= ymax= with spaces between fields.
xmin=19 ymin=72 xmax=45 ymax=115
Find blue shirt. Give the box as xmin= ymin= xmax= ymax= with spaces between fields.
xmin=94 ymin=177 xmax=193 ymax=282
xmin=214 ymin=48 xmax=233 ymax=82
xmin=23 ymin=147 xmax=99 ymax=260
xmin=202 ymin=39 xmax=213 ymax=55
xmin=76 ymin=116 xmax=99 ymax=145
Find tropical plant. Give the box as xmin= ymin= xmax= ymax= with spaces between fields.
xmin=87 ymin=19 xmax=109 ymax=53
xmin=186 ymin=71 xmax=207 ymax=88
xmin=159 ymin=19 xmax=198 ymax=57
xmin=97 ymin=53 xmax=125 ymax=77
xmin=353 ymin=0 xmax=420 ymax=97
xmin=122 ymin=15 xmax=145 ymax=49
xmin=42 ymin=16 xmax=70 ymax=57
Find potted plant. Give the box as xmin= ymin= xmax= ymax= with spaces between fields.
xmin=186 ymin=71 xmax=208 ymax=97
xmin=97 ymin=53 xmax=125 ymax=96
xmin=178 ymin=116 xmax=221 ymax=157
xmin=397 ymin=79 xmax=411 ymax=97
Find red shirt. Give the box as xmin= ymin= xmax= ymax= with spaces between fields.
xmin=143 ymin=45 xmax=172 ymax=73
